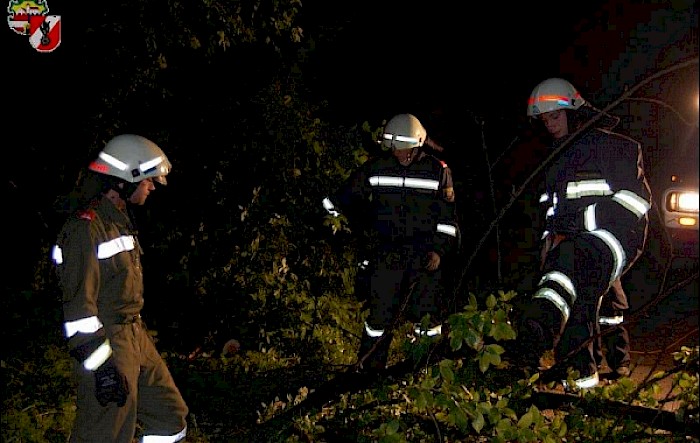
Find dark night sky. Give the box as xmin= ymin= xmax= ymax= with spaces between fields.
xmin=302 ymin=1 xmax=697 ymax=127
xmin=302 ymin=1 xmax=608 ymax=122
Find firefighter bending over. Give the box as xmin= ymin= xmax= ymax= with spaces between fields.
xmin=322 ymin=113 xmax=460 ymax=371
xmin=516 ymin=78 xmax=651 ymax=390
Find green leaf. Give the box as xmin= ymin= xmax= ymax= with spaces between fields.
xmin=471 ymin=411 xmax=485 ymax=433
xmin=439 ymin=359 xmax=455 ymax=382
xmin=517 ymin=411 xmax=533 ymax=429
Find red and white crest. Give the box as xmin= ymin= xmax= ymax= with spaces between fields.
xmin=28 ymin=14 xmax=60 ymax=52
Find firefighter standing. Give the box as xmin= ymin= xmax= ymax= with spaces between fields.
xmin=516 ymin=78 xmax=652 ymax=389
xmin=322 ymin=114 xmax=460 ymax=371
xmin=52 ymin=134 xmax=189 ymax=442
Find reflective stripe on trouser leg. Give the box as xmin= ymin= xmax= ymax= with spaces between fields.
xmin=141 ymin=426 xmax=187 ymax=443
xmin=132 ymin=322 xmax=189 ymax=441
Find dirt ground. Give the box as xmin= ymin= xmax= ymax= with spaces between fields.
xmin=615 ymin=255 xmax=699 ymax=411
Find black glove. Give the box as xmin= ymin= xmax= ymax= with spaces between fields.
xmin=94 ymin=359 xmax=129 ymax=407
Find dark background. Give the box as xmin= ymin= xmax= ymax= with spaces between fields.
xmin=5 ymin=0 xmax=698 ymax=290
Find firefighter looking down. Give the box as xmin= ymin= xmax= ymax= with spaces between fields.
xmin=515 ymin=78 xmax=652 ymax=390
xmin=52 ymin=134 xmax=189 ymax=442
xmin=322 ymin=113 xmax=460 ymax=371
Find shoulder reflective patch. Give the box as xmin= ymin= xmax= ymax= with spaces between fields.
xmin=77 ymin=209 xmax=96 ymax=221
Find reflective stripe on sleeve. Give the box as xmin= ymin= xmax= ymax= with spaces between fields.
xmin=436 ymin=223 xmax=457 ymax=236
xmin=612 ymin=190 xmax=651 ymax=219
xmin=365 ymin=321 xmax=384 ymax=337
xmin=322 ymin=197 xmax=340 ymax=217
xmin=539 ymin=271 xmax=577 ymax=305
xmin=583 ymin=204 xmax=627 ymax=282
xmin=587 ymin=229 xmax=626 ymax=283
xmin=52 ymin=245 xmax=63 ymax=265
xmin=83 ymin=339 xmax=112 ymax=371
xmin=533 ymin=287 xmax=570 ymax=323
xmin=64 ymin=316 xmax=104 ymax=338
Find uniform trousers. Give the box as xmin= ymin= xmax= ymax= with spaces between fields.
xmin=71 ymin=318 xmax=188 ymax=443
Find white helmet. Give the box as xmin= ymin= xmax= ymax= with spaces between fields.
xmin=381 ymin=114 xmax=426 ymax=150
xmin=88 ymin=134 xmax=171 ymax=184
xmin=527 ymin=78 xmax=586 ymax=117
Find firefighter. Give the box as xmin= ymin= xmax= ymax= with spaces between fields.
xmin=322 ymin=113 xmax=460 ymax=371
xmin=516 ymin=78 xmax=652 ymax=390
xmin=52 ymin=134 xmax=189 ymax=442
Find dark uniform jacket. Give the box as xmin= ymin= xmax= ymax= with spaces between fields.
xmin=541 ymin=128 xmax=651 ymax=258
xmin=324 ymin=150 xmax=459 ymax=257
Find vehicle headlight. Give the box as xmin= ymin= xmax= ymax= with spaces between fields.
xmin=666 ymin=191 xmax=699 ymax=213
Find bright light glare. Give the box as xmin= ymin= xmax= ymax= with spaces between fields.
xmin=670 ymin=191 xmax=700 ymax=212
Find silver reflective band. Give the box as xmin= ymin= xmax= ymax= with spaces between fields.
xmin=584 ymin=204 xmax=598 ymax=231
xmin=539 ymin=271 xmax=577 ymax=304
xmin=322 ymin=197 xmax=340 ymax=217
xmin=533 ymin=288 xmax=570 ymax=323
xmin=139 ymin=156 xmax=164 ymax=173
xmin=64 ymin=316 xmax=104 ymax=338
xmin=563 ymin=371 xmax=599 ymax=390
xmin=541 ymin=230 xmax=550 ymax=240
xmin=566 ymin=179 xmax=612 ymax=199
xmin=383 ymin=133 xmax=420 ymax=144
xmin=52 ymin=245 xmax=63 ymax=265
xmin=141 ymin=426 xmax=187 ymax=443
xmin=599 ymin=315 xmax=623 ymax=325
xmin=436 ymin=224 xmax=457 ymax=236
xmin=612 ymin=190 xmax=651 ymax=219
xmin=83 ymin=339 xmax=112 ymax=371
xmin=98 ymin=151 xmax=129 ymax=171
xmin=369 ymin=176 xmax=439 ymax=190
xmin=587 ymin=229 xmax=626 ymax=283
xmin=97 ymin=235 xmax=136 ymax=259
xmin=539 ymin=193 xmax=549 ymax=203
xmin=414 ymin=324 xmax=442 ymax=337
xmin=364 ymin=321 xmax=384 ymax=337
